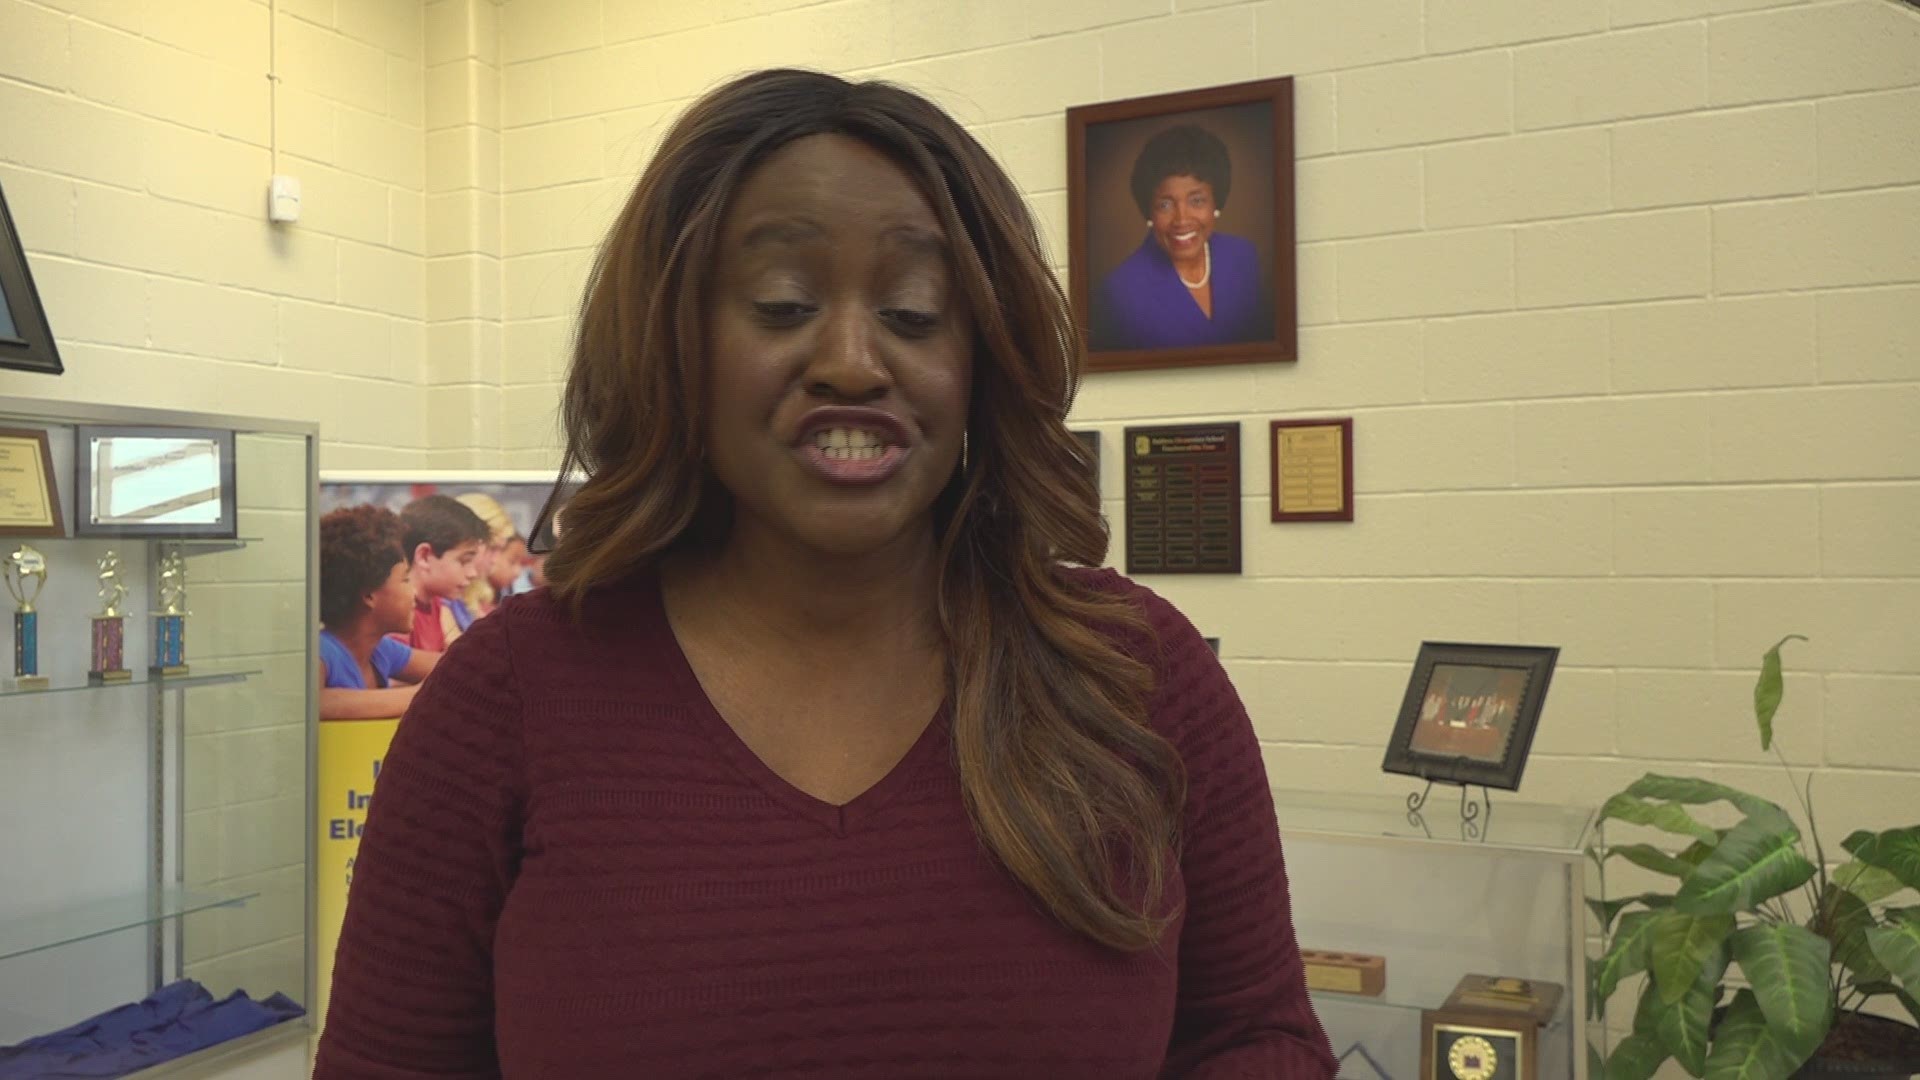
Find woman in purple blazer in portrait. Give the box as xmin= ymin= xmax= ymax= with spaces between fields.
xmin=1090 ymin=124 xmax=1273 ymax=352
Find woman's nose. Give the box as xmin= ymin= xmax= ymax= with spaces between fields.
xmin=804 ymin=304 xmax=891 ymax=401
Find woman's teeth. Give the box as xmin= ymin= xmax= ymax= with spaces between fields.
xmin=813 ymin=427 xmax=890 ymax=461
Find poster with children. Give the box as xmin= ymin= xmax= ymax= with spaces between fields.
xmin=312 ymin=471 xmax=573 ymax=1029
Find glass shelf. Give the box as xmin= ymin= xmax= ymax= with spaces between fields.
xmin=0 ymin=886 xmax=258 ymax=963
xmin=1310 ymin=990 xmax=1569 ymax=1031
xmin=1272 ymin=788 xmax=1594 ymax=856
xmin=1 ymin=666 xmax=257 ymax=699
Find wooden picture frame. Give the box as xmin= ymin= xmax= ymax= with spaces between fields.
xmin=1067 ymin=77 xmax=1296 ymax=374
xmin=1382 ymin=642 xmax=1559 ymax=792
xmin=73 ymin=425 xmax=238 ymax=540
xmin=0 ymin=181 xmax=63 ymax=377
xmin=1420 ymin=1008 xmax=1537 ymax=1080
xmin=0 ymin=426 xmax=65 ymax=538
xmin=1270 ymin=417 xmax=1353 ymax=522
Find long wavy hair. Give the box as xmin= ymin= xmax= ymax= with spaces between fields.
xmin=538 ymin=69 xmax=1187 ymax=951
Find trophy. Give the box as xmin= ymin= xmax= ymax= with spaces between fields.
xmin=89 ymin=549 xmax=131 ymax=685
xmin=152 ymin=545 xmax=189 ymax=677
xmin=5 ymin=544 xmax=50 ymax=690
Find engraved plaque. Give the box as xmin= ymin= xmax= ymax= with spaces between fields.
xmin=1124 ymin=423 xmax=1241 ymax=575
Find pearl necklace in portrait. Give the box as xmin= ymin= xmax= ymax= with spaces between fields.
xmin=1178 ymin=240 xmax=1211 ymax=290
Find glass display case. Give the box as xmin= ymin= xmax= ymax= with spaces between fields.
xmin=0 ymin=397 xmax=316 ymax=1075
xmin=1274 ymin=788 xmax=1595 ymax=1080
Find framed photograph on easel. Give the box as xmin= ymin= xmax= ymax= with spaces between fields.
xmin=1382 ymin=642 xmax=1559 ymax=792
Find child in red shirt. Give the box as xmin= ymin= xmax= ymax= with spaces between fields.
xmin=397 ymin=495 xmax=490 ymax=652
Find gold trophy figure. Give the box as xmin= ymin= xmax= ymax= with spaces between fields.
xmin=5 ymin=544 xmax=50 ymax=690
xmin=89 ymin=549 xmax=131 ymax=684
xmin=152 ymin=546 xmax=189 ymax=677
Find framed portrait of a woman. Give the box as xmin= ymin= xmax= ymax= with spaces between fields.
xmin=1067 ymin=78 xmax=1295 ymax=374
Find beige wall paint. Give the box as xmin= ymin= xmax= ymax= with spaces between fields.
xmin=0 ymin=0 xmax=433 ymax=469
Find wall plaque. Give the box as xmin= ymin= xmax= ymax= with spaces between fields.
xmin=1270 ymin=416 xmax=1353 ymax=522
xmin=1124 ymin=422 xmax=1240 ymax=575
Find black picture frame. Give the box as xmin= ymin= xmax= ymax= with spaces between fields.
xmin=0 ymin=181 xmax=63 ymax=376
xmin=73 ymin=425 xmax=239 ymax=540
xmin=1382 ymin=642 xmax=1559 ymax=792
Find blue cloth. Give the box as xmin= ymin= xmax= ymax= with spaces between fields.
xmin=447 ymin=597 xmax=476 ymax=633
xmin=1090 ymin=230 xmax=1272 ymax=352
xmin=0 ymin=979 xmax=303 ymax=1079
xmin=319 ymin=629 xmax=411 ymax=689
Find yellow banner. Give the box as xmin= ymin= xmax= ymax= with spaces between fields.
xmin=313 ymin=717 xmax=401 ymax=1033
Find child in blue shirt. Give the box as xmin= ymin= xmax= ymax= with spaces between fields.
xmin=319 ymin=505 xmax=440 ymax=720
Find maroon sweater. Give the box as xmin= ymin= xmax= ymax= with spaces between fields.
xmin=314 ymin=568 xmax=1333 ymax=1078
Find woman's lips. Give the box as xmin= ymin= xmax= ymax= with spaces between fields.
xmin=792 ymin=408 xmax=914 ymax=486
xmin=799 ymin=440 xmax=909 ymax=485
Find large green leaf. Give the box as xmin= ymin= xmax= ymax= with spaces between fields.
xmin=1834 ymin=860 xmax=1907 ymax=904
xmin=1589 ymin=893 xmax=1674 ymax=935
xmin=1820 ymin=888 xmax=1888 ymax=985
xmin=1596 ymin=910 xmax=1658 ymax=1006
xmin=1608 ymin=1031 xmax=1669 ymax=1080
xmin=1704 ymin=989 xmax=1814 ymax=1080
xmin=1676 ymin=812 xmax=1816 ymax=915
xmin=1651 ymin=911 xmax=1735 ymax=1005
xmin=1752 ymin=634 xmax=1804 ymax=752
xmin=1656 ymin=940 xmax=1727 ymax=1077
xmin=1626 ymin=774 xmax=1782 ymax=820
xmin=1612 ymin=843 xmax=1702 ymax=878
xmin=1867 ymin=919 xmax=1920 ymax=988
xmin=1842 ymin=826 xmax=1920 ymax=891
xmin=1601 ymin=793 xmax=1721 ymax=843
xmin=1730 ymin=924 xmax=1833 ymax=1061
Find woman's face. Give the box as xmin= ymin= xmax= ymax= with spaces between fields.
xmin=703 ymin=133 xmax=972 ymax=560
xmin=1147 ymin=174 xmax=1216 ymax=264
xmin=368 ymin=560 xmax=414 ymax=636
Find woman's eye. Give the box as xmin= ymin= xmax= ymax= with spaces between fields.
xmin=753 ymin=300 xmax=814 ymax=325
xmin=881 ymin=309 xmax=939 ymax=336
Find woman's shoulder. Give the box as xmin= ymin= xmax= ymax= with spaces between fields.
xmin=1210 ymin=230 xmax=1260 ymax=267
xmin=1053 ymin=565 xmax=1201 ymax=653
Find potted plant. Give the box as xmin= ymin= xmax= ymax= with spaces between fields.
xmin=1592 ymin=636 xmax=1920 ymax=1080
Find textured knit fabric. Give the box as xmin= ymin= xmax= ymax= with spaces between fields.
xmin=313 ymin=567 xmax=1333 ymax=1079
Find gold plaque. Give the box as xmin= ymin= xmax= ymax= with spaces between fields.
xmin=0 ymin=427 xmax=63 ymax=537
xmin=1269 ymin=417 xmax=1353 ymax=523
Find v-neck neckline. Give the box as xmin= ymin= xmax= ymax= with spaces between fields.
xmin=646 ymin=571 xmax=950 ymax=837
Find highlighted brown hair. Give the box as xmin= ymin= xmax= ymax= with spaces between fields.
xmin=540 ymin=69 xmax=1186 ymax=951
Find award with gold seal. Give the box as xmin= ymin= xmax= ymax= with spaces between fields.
xmin=88 ymin=549 xmax=130 ymax=685
xmin=1420 ymin=974 xmax=1562 ymax=1080
xmin=151 ymin=545 xmax=189 ymax=677
xmin=5 ymin=543 xmax=49 ymax=690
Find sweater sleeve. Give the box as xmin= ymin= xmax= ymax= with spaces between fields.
xmin=313 ymin=606 xmax=524 ymax=1079
xmin=1139 ymin=591 xmax=1336 ymax=1079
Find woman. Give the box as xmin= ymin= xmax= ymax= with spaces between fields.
xmin=316 ymin=505 xmax=438 ymax=721
xmin=315 ymin=70 xmax=1332 ymax=1078
xmin=1091 ymin=123 xmax=1274 ymax=352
